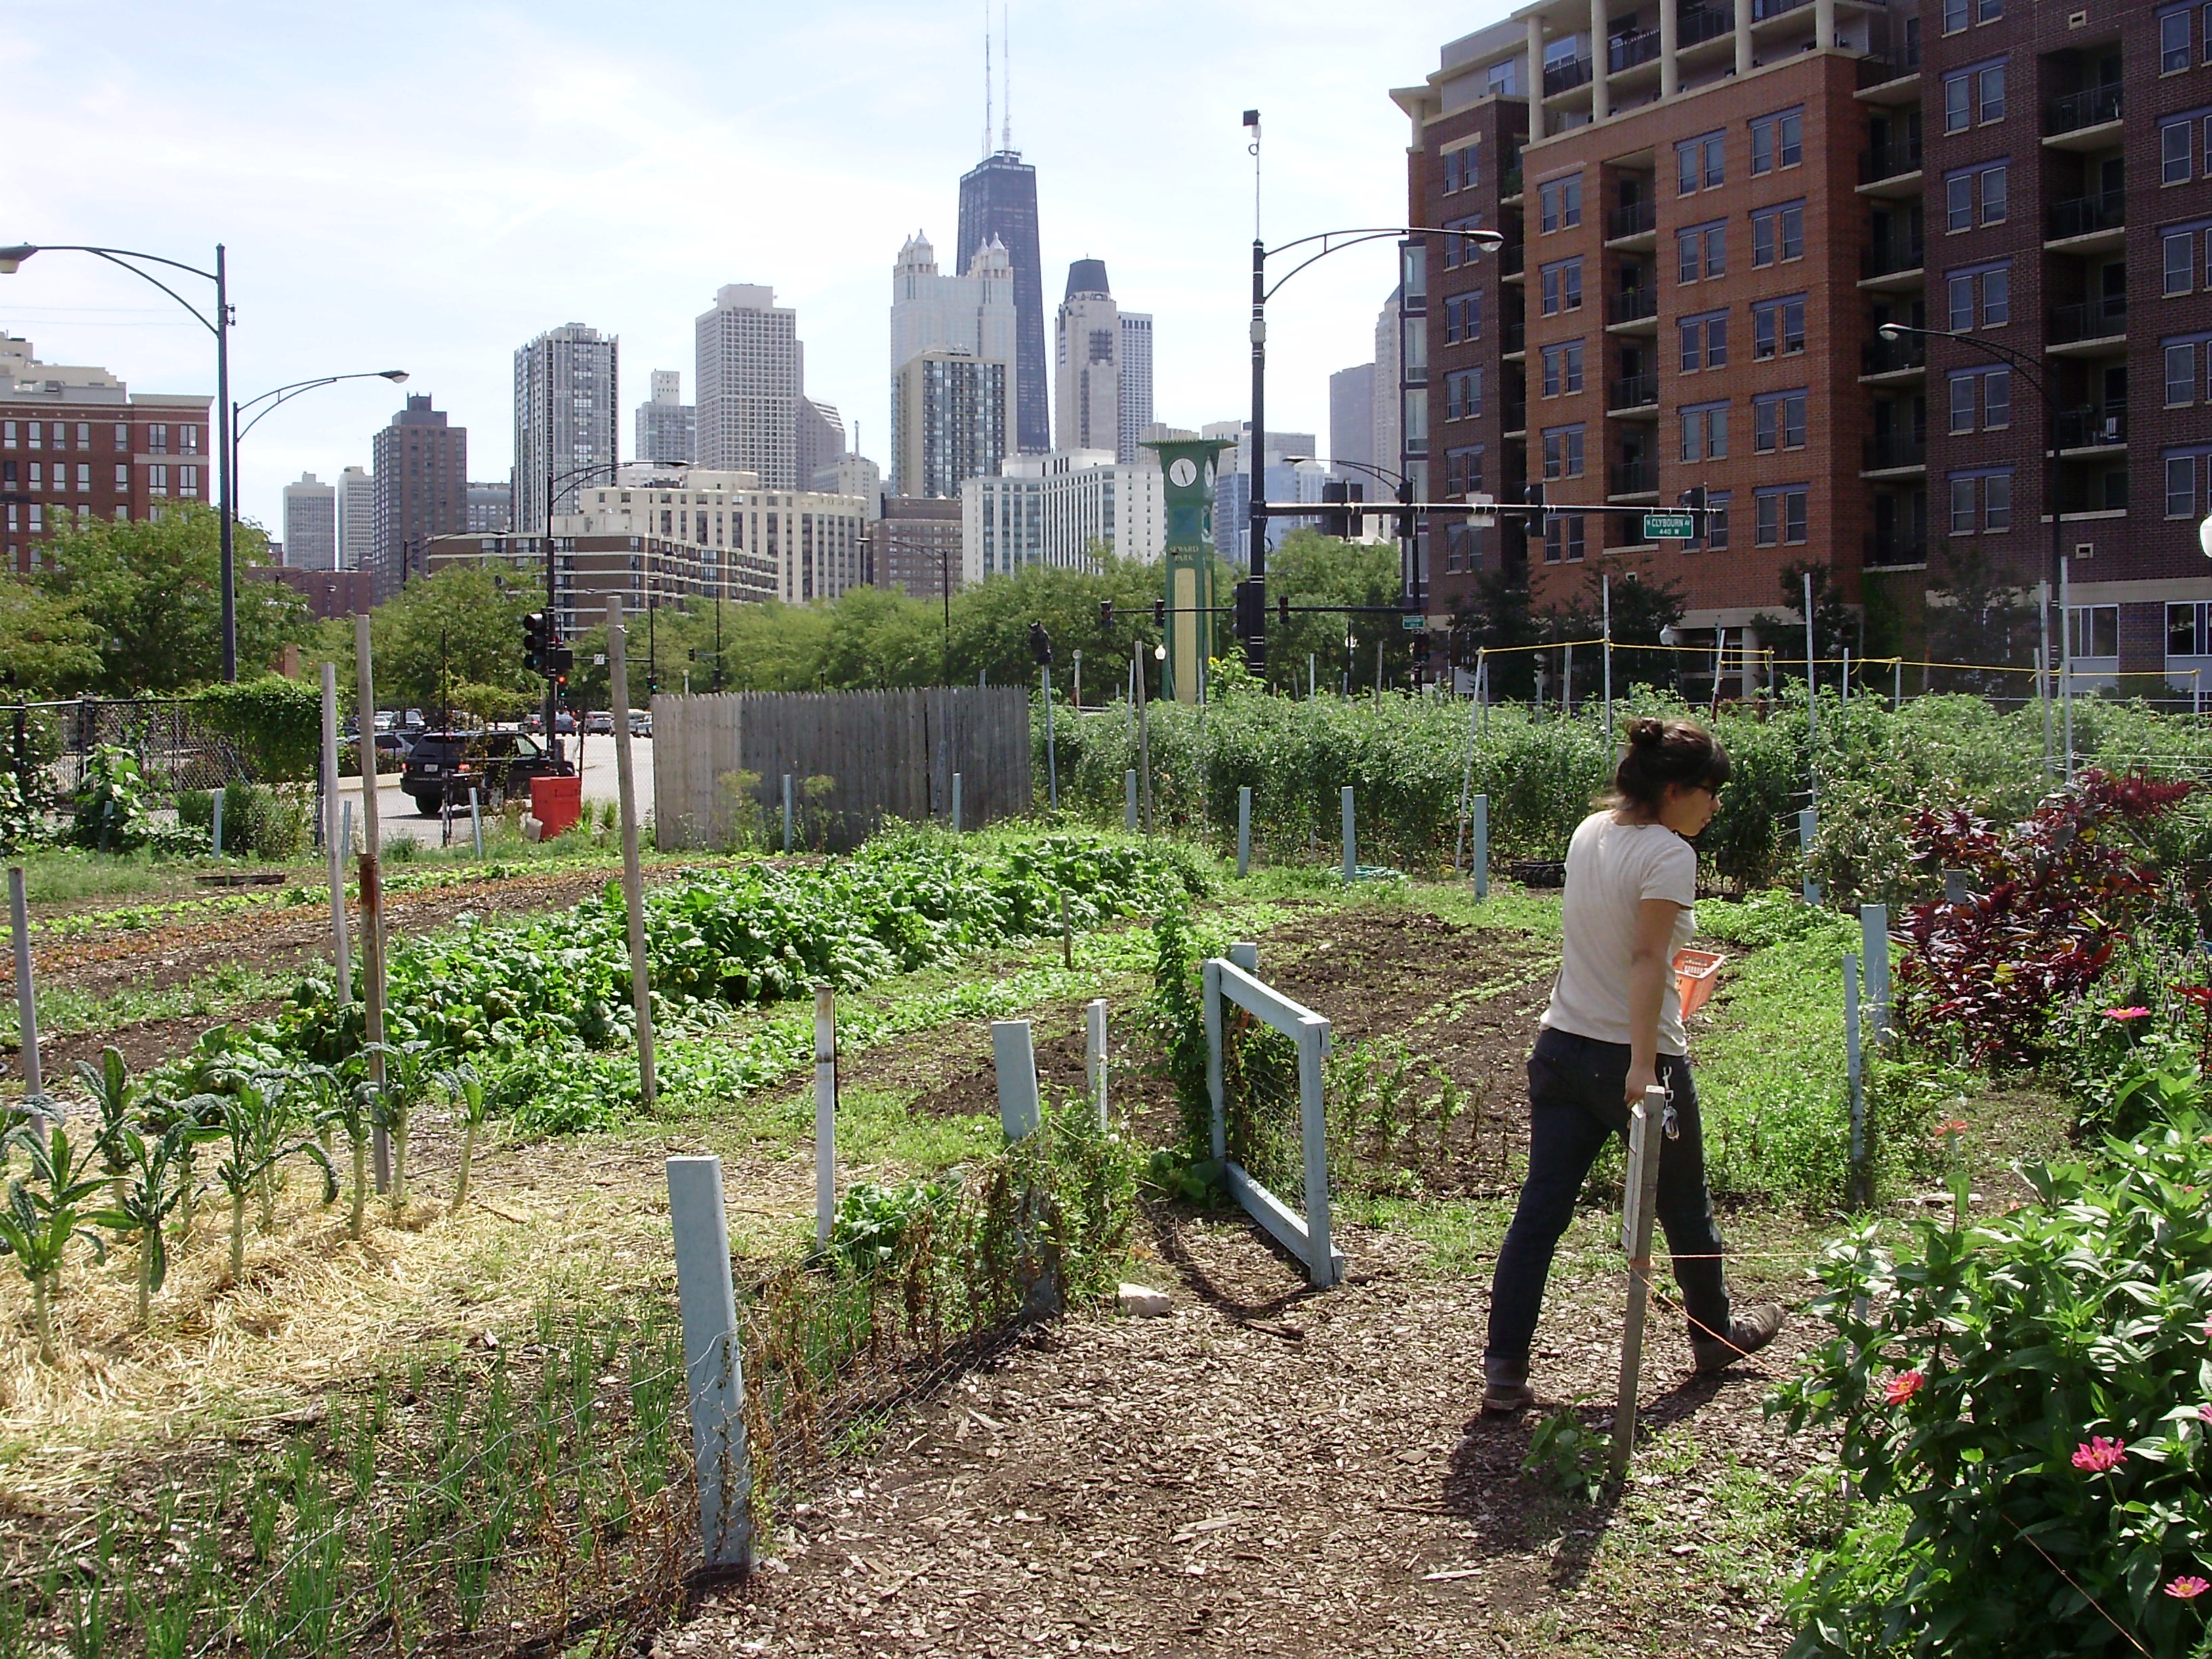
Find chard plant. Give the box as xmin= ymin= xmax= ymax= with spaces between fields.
xmin=0 ymin=1126 xmax=110 ymax=1363
xmin=75 ymin=1046 xmax=141 ymax=1210
xmin=434 ymin=1063 xmax=491 ymax=1214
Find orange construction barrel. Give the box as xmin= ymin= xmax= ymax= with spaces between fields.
xmin=529 ymin=775 xmax=583 ymax=838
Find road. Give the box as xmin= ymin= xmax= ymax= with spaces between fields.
xmin=335 ymin=735 xmax=654 ymax=847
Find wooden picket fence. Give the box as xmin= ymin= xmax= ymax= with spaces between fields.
xmin=649 ymin=687 xmax=1032 ymax=852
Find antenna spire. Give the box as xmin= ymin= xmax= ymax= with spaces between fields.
xmin=1001 ymin=3 xmax=1011 ymax=151
xmin=982 ymin=3 xmax=991 ymax=159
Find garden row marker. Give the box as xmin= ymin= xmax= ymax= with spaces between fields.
xmin=1844 ymin=952 xmax=1867 ymax=1208
xmin=664 ymin=1155 xmax=754 ymax=1572
xmin=1944 ymin=867 xmax=1972 ymax=906
xmin=813 ymin=985 xmax=836 ymax=1248
xmin=1469 ymin=794 xmax=1490 ymax=899
xmin=1202 ymin=941 xmax=1342 ymax=1287
xmin=1341 ymin=786 xmax=1355 ymax=884
xmin=468 ymin=787 xmax=483 ymax=859
xmin=1708 ymin=628 xmax=1727 ymax=720
xmin=1860 ymin=905 xmax=1891 ymax=1051
xmin=606 ymin=597 xmax=657 ymax=1111
xmin=1799 ymin=808 xmax=1819 ymax=906
xmin=781 ymin=773 xmax=793 ymax=852
xmin=1309 ymin=652 xmax=1317 ymax=699
xmin=354 ymin=613 xmax=392 ymax=1193
xmin=1602 ymin=573 xmax=1613 ymax=757
xmin=951 ymin=771 xmax=963 ymax=834
xmin=9 ymin=866 xmax=44 ymax=1134
xmin=1042 ymin=663 xmax=1059 ymax=812
xmin=2037 ymin=581 xmax=2054 ymax=775
xmin=1124 ymin=769 xmax=1138 ymax=831
xmin=1894 ymin=656 xmax=1903 ymax=713
xmin=991 ymin=1020 xmax=1042 ymax=1142
xmin=1086 ymin=998 xmax=1109 ymax=1128
xmin=319 ymin=663 xmax=352 ymax=1004
xmin=1236 ymin=786 xmax=1252 ymax=878
xmin=1841 ymin=647 xmax=1851 ymax=707
xmin=1803 ymin=570 xmax=1820 ymax=809
xmin=1610 ymin=1084 xmax=1668 ymax=1480
xmin=1058 ymin=890 xmax=1073 ymax=969
xmin=211 ymin=787 xmax=224 ymax=857
xmin=1452 ymin=666 xmax=1480 ymax=875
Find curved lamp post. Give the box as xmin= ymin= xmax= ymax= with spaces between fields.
xmin=235 ymin=369 xmax=408 ymax=446
xmin=0 ymin=241 xmax=239 ymax=676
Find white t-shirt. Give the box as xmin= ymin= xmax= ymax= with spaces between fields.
xmin=1541 ymin=810 xmax=1698 ymax=1056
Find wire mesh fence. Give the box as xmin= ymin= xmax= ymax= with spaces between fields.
xmin=15 ymin=697 xmax=250 ymax=801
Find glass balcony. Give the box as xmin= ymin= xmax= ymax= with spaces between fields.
xmin=1609 ymin=30 xmax=1661 ymax=72
xmin=1859 ymin=137 xmax=1923 ymax=183
xmin=1609 ymin=372 xmax=1660 ymax=411
xmin=1863 ymin=430 xmax=1927 ymax=470
xmin=1610 ymin=459 xmax=1658 ymax=495
xmin=1607 ymin=287 xmax=1658 ymax=325
xmin=2047 ymin=84 xmax=2122 ymax=134
xmin=1678 ymin=7 xmax=1734 ymax=45
xmin=1544 ymin=56 xmax=1593 ymax=96
xmin=2050 ymin=295 xmax=2127 ymax=343
xmin=2054 ymin=406 xmax=2127 ymax=449
xmin=1860 ymin=238 xmax=1926 ymax=279
xmin=1861 ymin=333 xmax=1927 ymax=376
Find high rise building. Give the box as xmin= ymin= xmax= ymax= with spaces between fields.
xmin=1205 ymin=420 xmax=1323 ymax=564
xmin=696 ymin=284 xmax=802 ymax=488
xmin=466 ymin=479 xmax=511 ymax=533
xmin=888 ymin=232 xmax=1018 ymax=493
xmin=1330 ymin=363 xmax=1378 ymax=474
xmin=1117 ymin=312 xmax=1154 ymax=464
xmin=958 ymin=150 xmax=1049 ymax=453
xmin=512 ymin=323 xmax=619 ymax=531
xmin=369 ymin=394 xmax=466 ymax=601
xmin=962 ymin=449 xmax=1167 ymax=581
xmin=1373 ymin=291 xmax=1404 ymax=497
xmin=813 ymin=453 xmax=883 ymax=518
xmin=1055 ymin=260 xmax=1121 ymax=458
xmin=796 ymin=397 xmax=845 ymax=492
xmin=337 ymin=466 xmax=375 ymax=571
xmin=636 ymin=369 xmax=696 ymax=465
xmin=874 ymin=497 xmax=964 ymax=598
xmin=893 ymin=351 xmax=1008 ymax=501
xmin=281 ymin=472 xmax=337 ymax=569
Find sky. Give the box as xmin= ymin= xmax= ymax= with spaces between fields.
xmin=0 ymin=0 xmax=1504 ymax=535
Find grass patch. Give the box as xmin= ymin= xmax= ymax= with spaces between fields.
xmin=816 ymin=1085 xmax=1000 ymax=1174
xmin=1334 ymin=1193 xmax=1511 ymax=1277
xmin=5 ymin=961 xmax=293 ymax=1046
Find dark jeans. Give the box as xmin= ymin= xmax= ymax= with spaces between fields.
xmin=1483 ymin=1026 xmax=1731 ymax=1382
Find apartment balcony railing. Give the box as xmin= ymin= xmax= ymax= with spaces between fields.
xmin=1864 ymin=529 xmax=1927 ymax=567
xmin=1609 ymin=29 xmax=1662 ymax=72
xmin=2047 ymin=190 xmax=2124 ymax=241
xmin=1864 ymin=430 xmax=1927 ymax=470
xmin=1609 ymin=372 xmax=1660 ymax=411
xmin=1501 ymin=317 xmax=1526 ymax=354
xmin=1607 ymin=287 xmax=1659 ymax=325
xmin=1856 ymin=41 xmax=1922 ymax=85
xmin=1752 ymin=0 xmax=1812 ymax=20
xmin=1607 ymin=199 xmax=1657 ymax=239
xmin=1500 ymin=165 xmax=1523 ymax=199
xmin=2048 ymin=84 xmax=2123 ymax=134
xmin=1610 ymin=459 xmax=1658 ymax=496
xmin=2051 ymin=295 xmax=2128 ymax=343
xmin=1678 ymin=7 xmax=1734 ymax=45
xmin=1544 ymin=55 xmax=1593 ymax=96
xmin=1861 ymin=333 xmax=1927 ymax=376
xmin=1498 ymin=242 xmax=1524 ymax=276
xmin=1860 ymin=238 xmax=1927 ymax=279
xmin=1502 ymin=401 xmax=1529 ymax=434
xmin=1859 ymin=138 xmax=1923 ymax=183
xmin=2055 ymin=405 xmax=2128 ymax=449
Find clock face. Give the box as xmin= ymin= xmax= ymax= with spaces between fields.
xmin=1168 ymin=458 xmax=1198 ymax=487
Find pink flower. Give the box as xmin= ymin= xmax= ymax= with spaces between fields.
xmin=2072 ymin=1436 xmax=2128 ymax=1473
xmin=2165 ymin=1576 xmax=2210 ymax=1601
xmin=2198 ymin=1404 xmax=2212 ymax=1425
xmin=1885 ymin=1370 xmax=1925 ymax=1406
xmin=1935 ymin=1118 xmax=1970 ymax=1138
xmin=2102 ymin=1007 xmax=2154 ymax=1021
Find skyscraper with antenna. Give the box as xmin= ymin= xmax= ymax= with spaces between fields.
xmin=958 ymin=7 xmax=1048 ymax=454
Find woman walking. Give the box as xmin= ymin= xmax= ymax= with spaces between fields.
xmin=1482 ymin=716 xmax=1782 ymax=1414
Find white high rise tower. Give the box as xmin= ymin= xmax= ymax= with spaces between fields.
xmin=695 ymin=285 xmax=801 ymax=489
xmin=888 ymin=234 xmax=1019 ymax=495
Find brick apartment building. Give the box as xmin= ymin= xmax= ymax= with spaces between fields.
xmin=873 ymin=496 xmax=965 ymax=600
xmin=1396 ymin=0 xmax=2212 ymax=693
xmin=370 ymin=394 xmax=467 ymax=603
xmin=1 ymin=333 xmax=213 ymax=573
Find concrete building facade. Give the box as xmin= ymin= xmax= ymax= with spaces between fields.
xmin=337 ymin=465 xmax=375 ymax=570
xmin=893 ymin=351 xmax=1010 ymax=501
xmin=1056 ymin=260 xmax=1122 ymax=459
xmin=696 ymin=285 xmax=802 ymax=488
xmin=512 ymin=323 xmax=619 ymax=531
xmin=874 ymin=495 xmax=965 ymax=599
xmin=466 ymin=479 xmax=512 ymax=534
xmin=282 ymin=472 xmax=337 ymax=569
xmin=424 ymin=531 xmax=779 ymax=642
xmin=635 ymin=369 xmax=696 ymax=466
xmin=889 ymin=233 xmax=1019 ymax=493
xmin=369 ymin=394 xmax=467 ymax=601
xmin=961 ymin=449 xmax=1166 ymax=582
xmin=796 ymin=397 xmax=846 ymax=495
xmin=1118 ymin=312 xmax=1154 ymax=464
xmin=1331 ymin=361 xmax=1379 ymax=473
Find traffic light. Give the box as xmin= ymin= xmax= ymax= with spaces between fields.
xmin=523 ymin=611 xmax=548 ymax=675
xmin=1277 ymin=591 xmax=1290 ymax=627
xmin=1679 ymin=485 xmax=1709 ymax=513
xmin=1319 ymin=480 xmax=1361 ymax=541
xmin=1027 ymin=620 xmax=1054 ymax=665
xmin=1232 ymin=579 xmax=1262 ymax=640
xmin=1153 ymin=598 xmax=1166 ymax=629
xmin=1099 ymin=598 xmax=1115 ymax=632
xmin=548 ymin=644 xmax=575 ymax=679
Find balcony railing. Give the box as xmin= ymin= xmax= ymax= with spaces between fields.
xmin=2051 ymin=295 xmax=2128 ymax=343
xmin=1607 ymin=199 xmax=1657 ymax=239
xmin=1500 ymin=166 xmax=1523 ymax=199
xmin=1544 ymin=55 xmax=1593 ymax=96
xmin=1864 ymin=529 xmax=1927 ymax=567
xmin=1609 ymin=372 xmax=1660 ymax=411
xmin=1609 ymin=29 xmax=1662 ymax=72
xmin=1498 ymin=242 xmax=1524 ymax=276
xmin=1752 ymin=0 xmax=1812 ymax=19
xmin=2055 ymin=406 xmax=2128 ymax=449
xmin=2048 ymin=84 xmax=2122 ymax=134
xmin=1859 ymin=138 xmax=1923 ymax=183
xmin=1860 ymin=238 xmax=1926 ymax=279
xmin=1502 ymin=401 xmax=1528 ymax=434
xmin=1610 ymin=459 xmax=1658 ymax=496
xmin=1861 ymin=333 xmax=1927 ymax=375
xmin=1501 ymin=317 xmax=1526 ymax=354
xmin=1608 ymin=287 xmax=1658 ymax=325
xmin=1678 ymin=7 xmax=1734 ymax=45
xmin=1856 ymin=41 xmax=1922 ymax=85
xmin=2047 ymin=190 xmax=2124 ymax=241
xmin=1864 ymin=431 xmax=1927 ymax=470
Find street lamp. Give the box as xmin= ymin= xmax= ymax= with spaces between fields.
xmin=0 ymin=241 xmax=238 ymax=677
xmin=540 ymin=458 xmax=687 ymax=756
xmin=235 ymin=370 xmax=407 ymax=446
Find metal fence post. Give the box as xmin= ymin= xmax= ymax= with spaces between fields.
xmin=1845 ymin=952 xmax=1866 ymax=1208
xmin=469 ymin=787 xmax=483 ymax=859
xmin=1471 ymin=794 xmax=1490 ymax=900
xmin=665 ymin=1155 xmax=753 ymax=1572
xmin=1610 ymin=1083 xmax=1668 ymax=1480
xmin=1859 ymin=904 xmax=1890 ymax=1051
xmin=319 ymin=664 xmax=352 ymax=1004
xmin=1086 ymin=998 xmax=1109 ymax=1130
xmin=781 ymin=773 xmax=793 ymax=853
xmin=814 ymin=985 xmax=836 ymax=1248
xmin=1124 ymin=768 xmax=1138 ymax=832
xmin=1341 ymin=786 xmax=1355 ymax=884
xmin=9 ymin=867 xmax=44 ymax=1130
xmin=951 ymin=771 xmax=963 ymax=834
xmin=1202 ymin=960 xmax=1226 ymax=1162
xmin=1799 ymin=806 xmax=1820 ymax=906
xmin=1236 ymin=785 xmax=1252 ymax=878
xmin=1042 ymin=664 xmax=1059 ymax=813
xmin=990 ymin=1019 xmax=1040 ymax=1142
xmin=211 ymin=787 xmax=224 ymax=858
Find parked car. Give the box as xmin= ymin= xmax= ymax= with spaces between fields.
xmin=586 ymin=710 xmax=614 ymax=734
xmin=399 ymin=729 xmax=572 ymax=817
xmin=628 ymin=710 xmax=653 ymax=739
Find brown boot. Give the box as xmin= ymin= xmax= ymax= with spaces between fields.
xmin=1691 ymin=1303 xmax=1784 ymax=1372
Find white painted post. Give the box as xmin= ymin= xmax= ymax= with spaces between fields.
xmin=9 ymin=867 xmax=43 ymax=1128
xmin=813 ymin=985 xmax=836 ymax=1248
xmin=1803 ymin=569 xmax=1820 ymax=809
xmin=1124 ymin=768 xmax=1138 ymax=832
xmin=990 ymin=1019 xmax=1041 ymax=1142
xmin=781 ymin=773 xmax=794 ymax=852
xmin=1563 ymin=640 xmax=1574 ymax=717
xmin=1042 ymin=664 xmax=1059 ymax=813
xmin=1799 ymin=806 xmax=1820 ymax=907
xmin=1944 ymin=867 xmax=1972 ymax=907
xmin=1841 ymin=646 xmax=1851 ymax=708
xmin=468 ymin=787 xmax=483 ymax=859
xmin=951 ymin=771 xmax=963 ymax=834
xmin=354 ymin=613 xmax=392 ymax=1192
xmin=1086 ymin=998 xmax=1109 ymax=1130
xmin=1341 ymin=785 xmax=1355 ymax=884
xmin=665 ymin=1155 xmax=753 ymax=1571
xmin=1860 ymin=904 xmax=1891 ymax=1052
xmin=1229 ymin=941 xmax=1258 ymax=974
xmin=1610 ymin=1083 xmax=1668 ymax=1479
xmin=606 ymin=598 xmax=657 ymax=1109
xmin=1453 ymin=664 xmax=1481 ymax=874
xmin=1202 ymin=958 xmax=1226 ymax=1161
xmin=211 ymin=787 xmax=225 ymax=858
xmin=1845 ymin=952 xmax=1866 ymax=1208
xmin=1135 ymin=649 xmax=1154 ymax=833
xmin=320 ymin=663 xmax=352 ymax=1004
xmin=2061 ymin=556 xmax=2076 ymax=784
xmin=1470 ymin=794 xmax=1490 ymax=900
xmin=1236 ymin=785 xmax=1252 ymax=878
xmin=1298 ymin=1017 xmax=1338 ymax=1288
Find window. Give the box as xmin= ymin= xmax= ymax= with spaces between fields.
xmin=1942 ymin=0 xmax=1968 ymax=30
xmin=1443 ymin=146 xmax=1478 ymax=193
xmin=1755 ymin=487 xmax=1809 ymax=546
xmin=146 ymin=424 xmax=167 ymax=454
xmin=113 ymin=464 xmax=128 ymax=489
xmin=1676 ymin=310 xmax=1727 ymax=372
xmin=1751 ymin=201 xmax=1806 ymax=266
xmin=1681 ymin=401 xmax=1729 ymax=462
xmin=1540 ymin=340 xmax=1585 ymax=396
xmin=1980 ymin=0 xmax=2004 ymax=18
xmin=2165 ymin=228 xmax=2200 ymax=295
xmin=179 ymin=426 xmax=199 ymax=453
xmin=1944 ymin=61 xmax=2005 ymax=132
xmin=2165 ymin=6 xmax=2193 ymax=71
xmin=1677 ymin=221 xmax=1725 ymax=283
xmin=178 ymin=466 xmax=199 ymax=497
xmin=0 ymin=422 xmax=13 ymax=449
xmin=1946 ymin=163 xmax=2007 ymax=230
xmin=1948 ymin=367 xmax=2010 ymax=430
xmin=110 ymin=424 xmax=127 ymax=449
xmin=147 ymin=465 xmax=169 ymax=497
xmin=74 ymin=464 xmax=89 ymax=492
xmin=1677 ymin=131 xmax=1725 ymax=194
xmin=2170 ymin=602 xmax=2212 ymax=657
xmin=1445 ymin=446 xmax=1486 ymax=496
xmin=1986 ymin=471 xmax=2011 ymax=529
xmin=2168 ymin=335 xmax=2212 ymax=403
xmin=1446 ymin=367 xmax=1486 ymax=419
xmin=1979 ymin=63 xmax=2007 ymax=123
xmin=1540 ymin=258 xmax=1584 ymax=314
xmin=73 ymin=424 xmax=87 ymax=450
xmin=1443 ymin=292 xmax=1482 ymax=343
xmin=1749 ymin=108 xmax=1804 ymax=174
xmin=1540 ymin=174 xmax=1584 ymax=232
xmin=2165 ymin=119 xmax=2196 ymax=184
xmin=2069 ymin=605 xmax=2121 ymax=659
xmin=1946 ymin=263 xmax=2011 ymax=328
xmin=1952 ymin=470 xmax=2013 ymax=531
xmin=1753 ymin=390 xmax=1808 ymax=451
xmin=2167 ymin=446 xmax=2212 ymax=516
xmin=1542 ymin=424 xmax=1586 ymax=479
xmin=1543 ymin=514 xmax=1587 ymax=562
xmin=1982 ymin=164 xmax=2008 ymax=224
xmin=1752 ymin=295 xmax=1807 ymax=358
xmin=1440 ymin=217 xmax=1489 ymax=270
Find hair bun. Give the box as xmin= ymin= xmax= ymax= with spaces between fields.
xmin=1627 ymin=716 xmax=1666 ymax=748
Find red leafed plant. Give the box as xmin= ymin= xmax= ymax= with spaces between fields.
xmin=1896 ymin=771 xmax=2196 ymax=1065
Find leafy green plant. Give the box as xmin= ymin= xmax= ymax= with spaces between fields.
xmin=89 ymin=1122 xmax=197 ymax=1324
xmin=436 ymin=1063 xmax=491 ymax=1214
xmin=73 ymin=1044 xmax=140 ymax=1210
xmin=210 ymin=1080 xmax=335 ymax=1284
xmin=1523 ymin=1408 xmax=1609 ymax=1503
xmin=0 ymin=1126 xmax=111 ymax=1362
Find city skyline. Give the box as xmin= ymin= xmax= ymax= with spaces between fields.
xmin=0 ymin=1 xmax=1469 ymax=534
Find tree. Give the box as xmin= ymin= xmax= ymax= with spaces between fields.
xmin=1545 ymin=569 xmax=1687 ymax=695
xmin=1927 ymin=540 xmax=2039 ymax=695
xmin=1749 ymin=560 xmax=1855 ymax=685
xmin=1452 ymin=563 xmax=1542 ymax=699
xmin=38 ymin=504 xmax=312 ymax=694
xmin=0 ymin=579 xmax=100 ymax=697
xmin=336 ymin=565 xmax=541 ymax=716
xmin=1258 ymin=531 xmax=1407 ymax=695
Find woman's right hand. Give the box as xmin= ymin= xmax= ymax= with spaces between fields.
xmin=1625 ymin=1061 xmax=1660 ymax=1108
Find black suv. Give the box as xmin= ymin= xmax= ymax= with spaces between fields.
xmin=399 ymin=730 xmax=572 ymax=817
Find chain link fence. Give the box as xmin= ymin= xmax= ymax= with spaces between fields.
xmin=14 ymin=697 xmax=251 ymax=803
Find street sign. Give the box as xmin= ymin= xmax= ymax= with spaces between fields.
xmin=1642 ymin=512 xmax=1696 ymax=541
xmin=1401 ymin=613 xmax=1425 ymax=630
xmin=1469 ymin=491 xmax=1497 ymax=529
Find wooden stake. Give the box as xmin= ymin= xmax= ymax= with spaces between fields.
xmin=813 ymin=985 xmax=836 ymax=1248
xmin=1610 ymin=1083 xmax=1668 ymax=1481
xmin=606 ymin=597 xmax=657 ymax=1109
xmin=354 ymin=613 xmax=391 ymax=1192
xmin=319 ymin=663 xmax=352 ymax=1004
